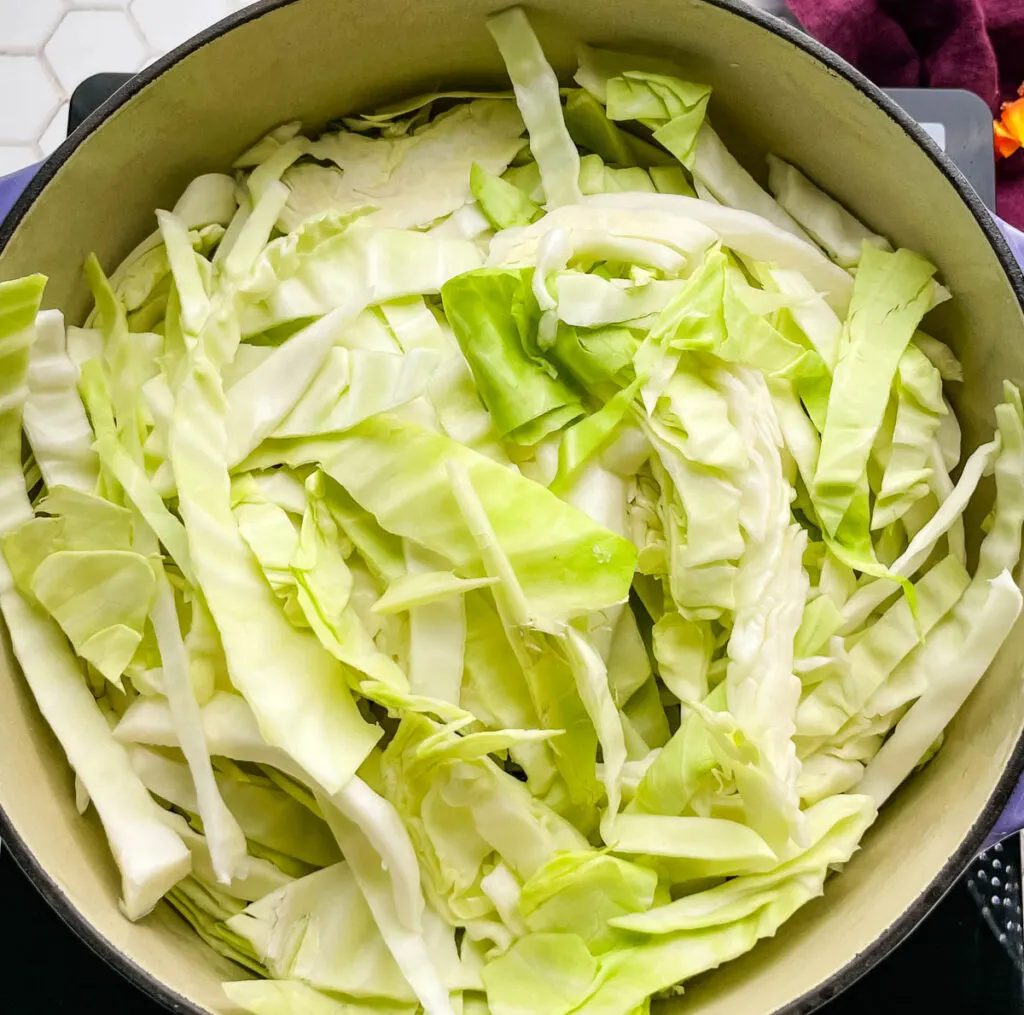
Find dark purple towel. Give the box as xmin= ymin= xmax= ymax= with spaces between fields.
xmin=787 ymin=0 xmax=1024 ymax=227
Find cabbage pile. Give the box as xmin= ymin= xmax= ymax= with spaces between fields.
xmin=0 ymin=8 xmax=1022 ymax=1015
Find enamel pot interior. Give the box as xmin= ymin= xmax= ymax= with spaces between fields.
xmin=1 ymin=1 xmax=1023 ymax=1012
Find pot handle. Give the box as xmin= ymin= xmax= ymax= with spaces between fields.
xmin=1 ymin=161 xmax=1023 ymax=851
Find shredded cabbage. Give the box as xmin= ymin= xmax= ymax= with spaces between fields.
xmin=1 ymin=8 xmax=1021 ymax=1013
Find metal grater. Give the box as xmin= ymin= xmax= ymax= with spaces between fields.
xmin=966 ymin=837 xmax=1024 ymax=970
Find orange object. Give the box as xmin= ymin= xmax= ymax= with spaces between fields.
xmin=994 ymin=90 xmax=1024 ymax=159
xmin=995 ymin=119 xmax=1021 ymax=160
xmin=1002 ymin=97 xmax=1024 ymax=140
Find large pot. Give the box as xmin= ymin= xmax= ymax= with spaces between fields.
xmin=1 ymin=1 xmax=1023 ymax=1012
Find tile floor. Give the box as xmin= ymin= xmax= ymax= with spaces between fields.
xmin=0 ymin=0 xmax=256 ymax=175
xmin=0 ymin=0 xmax=789 ymax=177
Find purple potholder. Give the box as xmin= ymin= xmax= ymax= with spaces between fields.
xmin=2 ymin=164 xmax=1023 ymax=848
xmin=0 ymin=165 xmax=39 ymax=224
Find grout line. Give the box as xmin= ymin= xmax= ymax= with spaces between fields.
xmin=0 ymin=46 xmax=55 ymax=58
xmin=124 ymin=7 xmax=157 ymax=66
xmin=1 ymin=1 xmax=244 ymax=157
xmin=0 ymin=140 xmax=44 ymax=157
xmin=37 ymin=11 xmax=74 ymax=104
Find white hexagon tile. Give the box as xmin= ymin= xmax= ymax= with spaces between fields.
xmin=0 ymin=0 xmax=257 ymax=176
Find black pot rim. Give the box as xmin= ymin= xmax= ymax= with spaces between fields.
xmin=2 ymin=1 xmax=1023 ymax=1013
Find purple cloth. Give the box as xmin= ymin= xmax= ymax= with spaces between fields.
xmin=786 ymin=0 xmax=1024 ymax=230
xmin=0 ymin=164 xmax=39 ymax=224
xmin=2 ymin=162 xmax=1023 ymax=848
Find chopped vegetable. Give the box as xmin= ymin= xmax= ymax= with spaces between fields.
xmin=1 ymin=8 xmax=1021 ymax=1014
